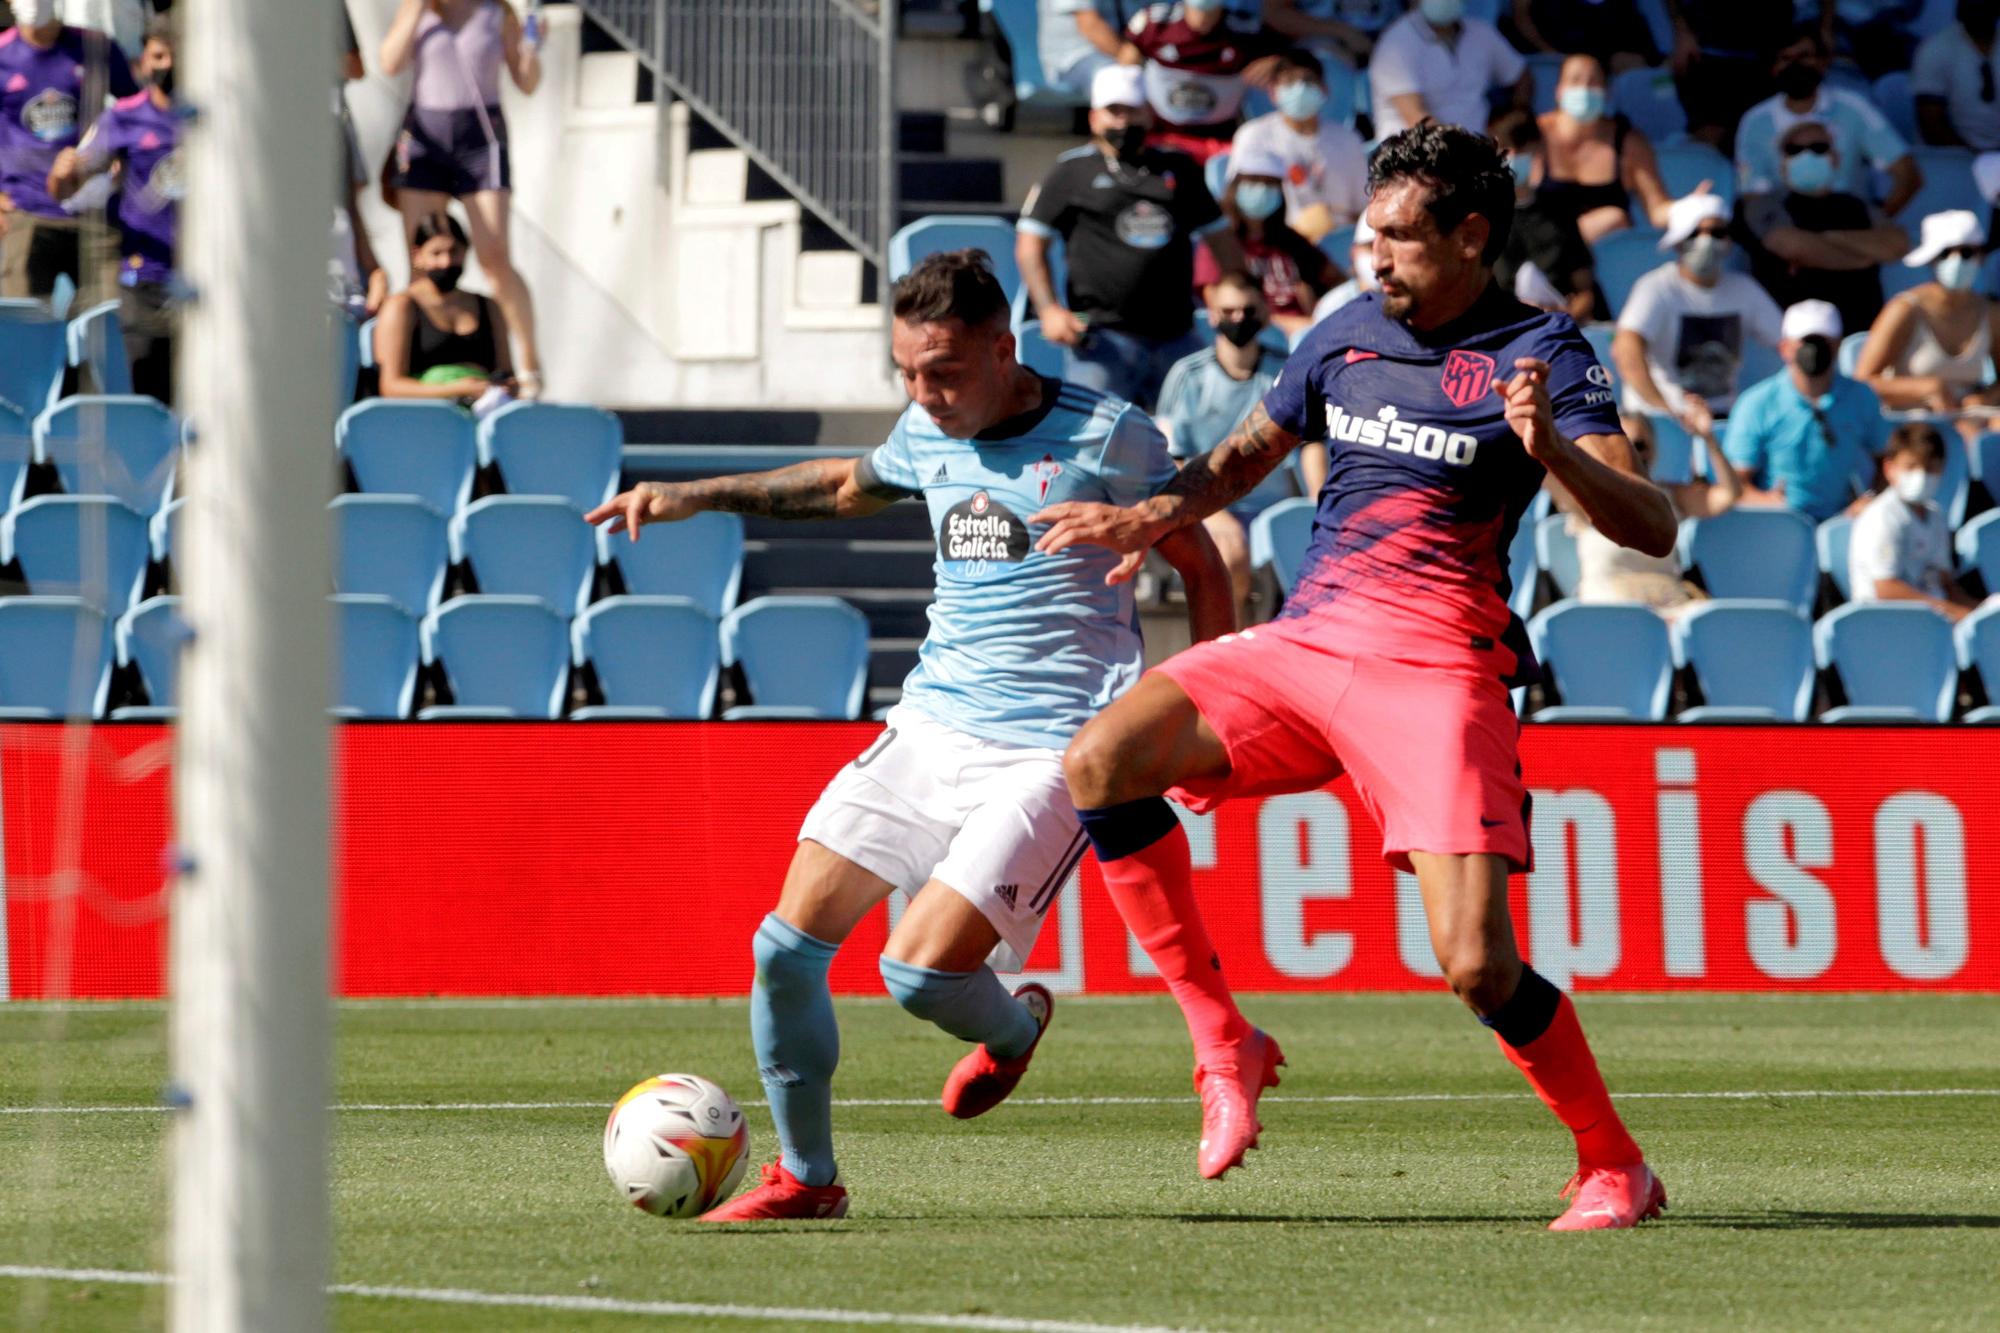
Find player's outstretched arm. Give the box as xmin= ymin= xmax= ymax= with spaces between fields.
xmin=1155 ymin=522 xmax=1236 ymax=640
xmin=583 ymin=458 xmax=893 ymax=540
xmin=1496 ymin=357 xmax=1677 ymax=558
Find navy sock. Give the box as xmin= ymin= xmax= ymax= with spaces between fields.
xmin=749 ymin=913 xmax=841 ymax=1186
xmin=1478 ymin=965 xmax=1562 ymax=1047
xmin=878 ymin=955 xmax=1039 ymax=1060
xmin=1076 ymin=796 xmax=1180 ymax=862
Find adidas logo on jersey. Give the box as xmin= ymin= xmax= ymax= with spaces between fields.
xmin=1324 ymin=402 xmax=1480 ymax=467
xmin=931 ymin=464 xmax=949 ymax=484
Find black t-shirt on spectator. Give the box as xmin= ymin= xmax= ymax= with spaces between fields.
xmin=1021 ymin=144 xmax=1222 ymax=339
xmin=1739 ymin=190 xmax=1889 ymax=344
xmin=1498 ymin=200 xmax=1595 ymax=304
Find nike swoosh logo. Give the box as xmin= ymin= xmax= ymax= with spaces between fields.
xmin=1345 ymin=348 xmax=1378 ymax=362
xmin=1575 ymin=1208 xmax=1621 ymax=1220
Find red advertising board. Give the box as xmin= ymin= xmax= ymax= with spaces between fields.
xmin=3 ymin=722 xmax=1995 ymax=999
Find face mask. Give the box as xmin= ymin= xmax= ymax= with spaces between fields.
xmin=1419 ymin=0 xmax=1464 ymax=26
xmin=1509 ymin=154 xmax=1534 ymax=188
xmin=1681 ymin=233 xmax=1727 ymax=280
xmin=14 ymin=0 xmax=59 ymax=25
xmin=1775 ymin=62 xmax=1823 ymax=101
xmin=150 ymin=67 xmax=174 ymax=98
xmin=1558 ymin=86 xmax=1606 ymax=122
xmin=1233 ymin=181 xmax=1283 ymax=221
xmin=1216 ymin=313 xmax=1265 ymax=347
xmin=1937 ymin=252 xmax=1981 ymax=291
xmin=1786 ymin=149 xmax=1835 ymax=194
xmin=1793 ymin=336 xmax=1834 ymax=377
xmin=1273 ymin=80 xmax=1326 ymax=121
xmin=427 ymin=264 xmax=463 ymax=293
xmin=1105 ymin=123 xmax=1148 ymax=161
xmin=1186 ymin=0 xmax=1224 ymax=11
xmin=1894 ymin=467 xmax=1943 ymax=505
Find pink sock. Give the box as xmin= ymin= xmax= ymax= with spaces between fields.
xmin=1098 ymin=824 xmax=1249 ymax=1061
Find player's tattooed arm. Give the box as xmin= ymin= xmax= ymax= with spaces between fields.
xmin=1156 ymin=405 xmax=1303 ymax=528
xmin=584 ymin=459 xmax=892 ymax=538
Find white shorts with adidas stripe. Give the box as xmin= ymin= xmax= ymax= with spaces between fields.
xmin=798 ymin=704 xmax=1083 ymax=973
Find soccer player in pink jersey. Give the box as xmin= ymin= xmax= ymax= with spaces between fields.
xmin=1035 ymin=123 xmax=1676 ymax=1229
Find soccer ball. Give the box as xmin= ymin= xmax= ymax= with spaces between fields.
xmin=602 ymin=1073 xmax=751 ymax=1218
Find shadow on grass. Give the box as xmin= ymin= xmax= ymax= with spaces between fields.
xmin=1669 ymin=1210 xmax=2000 ymax=1230
xmin=684 ymin=1209 xmax=2000 ymax=1232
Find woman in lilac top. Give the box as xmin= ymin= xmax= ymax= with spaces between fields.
xmin=381 ymin=0 xmax=544 ymax=395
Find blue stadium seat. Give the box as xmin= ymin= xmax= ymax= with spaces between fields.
xmin=1611 ymin=65 xmax=1686 ymax=143
xmin=1971 ymin=431 xmax=2000 ymax=488
xmin=331 ymin=594 xmax=420 ymax=719
xmin=420 ymin=594 xmax=570 ymax=719
xmin=571 ymin=595 xmax=720 ymax=719
xmin=1954 ymin=602 xmax=2000 ymax=718
xmin=1873 ymin=70 xmax=1919 ymax=145
xmin=1526 ymin=52 xmax=1566 ymax=114
xmin=1506 ymin=509 xmax=1539 ymax=619
xmin=1014 ymin=322 xmax=1065 ymax=376
xmin=1817 ymin=514 xmax=1854 ymax=602
xmin=1248 ymin=496 xmax=1316 ymax=595
xmin=983 ymin=0 xmax=1083 ymax=105
xmin=1591 ymin=228 xmax=1667 ymax=320
xmin=451 ymin=495 xmax=597 ymax=617
xmin=477 ymin=401 xmax=623 ymax=513
xmin=1836 ymin=330 xmax=1869 ymax=377
xmin=1535 ymin=513 xmax=1581 ymax=598
xmin=357 ymin=315 xmax=378 ymax=370
xmin=598 ymin=508 xmax=743 ymax=616
xmin=1679 ymin=508 xmax=1818 ymax=614
xmin=1814 ymin=602 xmax=1957 ymax=722
xmin=0 ymin=403 xmax=29 ymax=514
xmin=0 ymin=494 xmax=149 ymax=618
xmin=1671 ymin=599 xmax=1815 ymax=721
xmin=0 ymin=311 xmax=67 ymax=419
xmin=888 ymin=216 xmax=1022 ymax=302
xmin=1319 ymin=222 xmax=1358 ymax=267
xmin=35 ymin=395 xmax=180 ymax=515
xmin=115 ymin=595 xmax=186 ymax=716
xmin=337 ymin=400 xmax=477 ymax=515
xmin=1580 ymin=321 xmax=1616 ymax=376
xmin=0 ymin=597 xmax=109 ymax=718
xmin=67 ymin=300 xmax=132 ymax=397
xmin=330 ymin=494 xmax=450 ymax=616
xmin=719 ymin=595 xmax=870 ymax=720
xmin=1528 ymin=601 xmax=1674 ymax=720
xmin=1011 ymin=237 xmax=1065 ymax=333
xmin=1897 ymin=147 xmax=1982 ymax=223
xmin=1204 ymin=152 xmax=1232 ymax=202
xmin=1652 ymin=142 xmax=1733 ymax=208
xmin=1955 ymin=509 xmax=2000 ymax=592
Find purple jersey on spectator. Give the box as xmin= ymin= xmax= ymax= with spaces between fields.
xmin=0 ymin=25 xmax=137 ymax=218
xmin=77 ymin=89 xmax=178 ymax=284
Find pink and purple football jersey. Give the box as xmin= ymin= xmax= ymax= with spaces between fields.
xmin=0 ymin=25 xmax=137 ymax=218
xmin=77 ymin=89 xmax=178 ymax=284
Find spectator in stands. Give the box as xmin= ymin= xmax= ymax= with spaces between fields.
xmin=1537 ymin=55 xmax=1677 ymax=245
xmin=1490 ymin=109 xmax=1594 ymax=322
xmin=336 ymin=5 xmax=389 ymax=318
xmin=1369 ymin=0 xmax=1530 ymax=140
xmin=1616 ymin=195 xmax=1784 ymax=434
xmin=1228 ymin=48 xmax=1367 ymax=243
xmin=1508 ymin=0 xmax=1659 ymax=72
xmin=375 ymin=211 xmax=517 ymax=409
xmin=1735 ymin=23 xmax=1921 ymax=215
xmin=1724 ymin=299 xmax=1890 ymax=522
xmin=1311 ymin=216 xmax=1375 ymax=321
xmin=381 ymin=0 xmax=545 ymax=397
xmin=1017 ymin=64 xmax=1244 ymax=408
xmin=1915 ymin=0 xmax=2000 ymax=150
xmin=1849 ymin=421 xmax=1981 ymax=620
xmin=1826 ymin=0 xmax=1923 ymax=80
xmin=1118 ymin=0 xmax=1282 ymax=163
xmin=1856 ymin=210 xmax=2000 ymax=417
xmin=1666 ymin=0 xmax=1799 ymax=150
xmin=1155 ymin=270 xmax=1325 ymax=619
xmin=46 ymin=14 xmax=175 ymax=401
xmin=1261 ymin=0 xmax=1399 ymax=74
xmin=0 ymin=0 xmax=136 ymax=303
xmin=1192 ymin=145 xmax=1340 ymax=338
xmin=1737 ymin=118 xmax=1911 ymax=339
xmin=1039 ymin=0 xmax=1132 ymax=99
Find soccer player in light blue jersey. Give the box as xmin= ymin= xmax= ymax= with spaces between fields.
xmin=587 ymin=251 xmax=1232 ymax=1220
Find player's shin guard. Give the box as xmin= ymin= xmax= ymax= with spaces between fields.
xmin=1078 ymin=797 xmax=1248 ymax=1061
xmin=750 ymin=913 xmax=842 ymax=1186
xmin=877 ymin=956 xmax=1039 ymax=1060
xmin=1482 ymin=967 xmax=1643 ymax=1170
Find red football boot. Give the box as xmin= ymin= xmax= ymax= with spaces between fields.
xmin=940 ymin=983 xmax=1054 ymax=1119
xmin=1194 ymin=1026 xmax=1285 ymax=1179
xmin=697 ymin=1162 xmax=848 ymax=1222
xmin=1548 ymin=1161 xmax=1667 ymax=1231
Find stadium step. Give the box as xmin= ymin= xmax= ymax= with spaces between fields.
xmin=900 ymin=154 xmax=1006 ymax=206
xmin=743 ymin=538 xmax=936 ymax=592
xmin=744 ymin=587 xmax=936 ymax=641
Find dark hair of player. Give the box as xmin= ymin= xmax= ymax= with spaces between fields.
xmin=1366 ymin=121 xmax=1516 ymax=265
xmin=891 ymin=249 xmax=1010 ymax=331
xmin=1884 ymin=420 xmax=1946 ymax=466
xmin=412 ymin=211 xmax=469 ymax=249
xmin=1486 ymin=107 xmax=1540 ymax=153
xmin=1272 ymin=48 xmax=1324 ymax=82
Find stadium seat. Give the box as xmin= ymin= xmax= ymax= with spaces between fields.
xmin=1813 ymin=602 xmax=1957 ymax=722
xmin=115 ymin=595 xmax=186 ymax=716
xmin=1012 ymin=238 xmax=1065 ymax=334
xmin=719 ymin=595 xmax=870 ymax=720
xmin=1580 ymin=321 xmax=1616 ymax=376
xmin=1873 ymin=70 xmax=1919 ymax=146
xmin=598 ymin=507 xmax=743 ymax=616
xmin=451 ymin=495 xmax=597 ymax=616
xmin=331 ymin=593 xmax=420 ymax=719
xmin=0 ymin=403 xmax=29 ymax=514
xmin=1611 ymin=65 xmax=1686 ymax=142
xmin=1535 ymin=513 xmax=1581 ymax=598
xmin=1671 ymin=599 xmax=1815 ymax=721
xmin=67 ymin=300 xmax=132 ymax=396
xmin=0 ymin=494 xmax=150 ymax=618
xmin=888 ymin=216 xmax=1022 ymax=302
xmin=1319 ymin=222 xmax=1357 ymax=267
xmin=1836 ymin=330 xmax=1869 ymax=377
xmin=420 ymin=594 xmax=570 ymax=719
xmin=1506 ymin=509 xmax=1539 ymax=619
xmin=1955 ymin=510 xmax=2000 ymax=592
xmin=1248 ymin=496 xmax=1316 ymax=595
xmin=1954 ymin=601 xmax=2000 ymax=713
xmin=357 ymin=315 xmax=378 ymax=370
xmin=477 ymin=401 xmax=623 ymax=513
xmin=330 ymin=494 xmax=450 ymax=616
xmin=982 ymin=0 xmax=1083 ymax=105
xmin=35 ymin=395 xmax=180 ymax=515
xmin=1971 ymin=431 xmax=2000 ymax=488
xmin=1013 ymin=321 xmax=1065 ymax=377
xmin=1817 ymin=514 xmax=1854 ymax=602
xmin=0 ymin=310 xmax=67 ymax=419
xmin=1679 ymin=508 xmax=1818 ymax=614
xmin=1591 ymin=228 xmax=1667 ymax=320
xmin=1528 ymin=601 xmax=1673 ymax=720
xmin=1526 ymin=52 xmax=1566 ymax=114
xmin=1897 ymin=147 xmax=1982 ymax=223
xmin=1652 ymin=142 xmax=1733 ymax=208
xmin=334 ymin=307 xmax=360 ymax=407
xmin=336 ymin=400 xmax=477 ymax=516
xmin=571 ymin=595 xmax=720 ymax=719
xmin=0 ymin=597 xmax=109 ymax=718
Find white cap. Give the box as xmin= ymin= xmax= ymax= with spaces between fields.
xmin=1352 ymin=218 xmax=1375 ymax=246
xmin=1904 ymin=209 xmax=1987 ymax=267
xmin=1227 ymin=144 xmax=1288 ymax=181
xmin=1091 ymin=64 xmax=1146 ymax=111
xmin=1780 ymin=299 xmax=1842 ymax=344
xmin=1659 ymin=192 xmax=1730 ymax=250
xmin=1975 ymin=152 xmax=2000 ymax=206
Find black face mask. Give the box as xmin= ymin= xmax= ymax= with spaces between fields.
xmin=1216 ymin=314 xmax=1265 ymax=348
xmin=1963 ymin=3 xmax=1999 ymax=42
xmin=1104 ymin=124 xmax=1148 ymax=161
xmin=427 ymin=264 xmax=463 ymax=294
xmin=1775 ymin=61 xmax=1823 ymax=101
xmin=150 ymin=68 xmax=174 ymax=98
xmin=1794 ymin=336 xmax=1834 ymax=377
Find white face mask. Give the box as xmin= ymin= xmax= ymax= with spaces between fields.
xmin=1936 ymin=252 xmax=1980 ymax=292
xmin=1893 ymin=467 xmax=1942 ymax=505
xmin=1419 ymin=0 xmax=1465 ymax=26
xmin=14 ymin=0 xmax=61 ymax=26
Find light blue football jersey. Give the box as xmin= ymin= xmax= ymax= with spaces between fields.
xmin=857 ymin=378 xmax=1176 ymax=749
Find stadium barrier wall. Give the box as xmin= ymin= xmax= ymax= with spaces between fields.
xmin=2 ymin=722 xmax=1995 ymax=1000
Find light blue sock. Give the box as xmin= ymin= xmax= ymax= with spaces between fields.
xmin=877 ymin=956 xmax=1039 ymax=1060
xmin=750 ymin=914 xmax=841 ymax=1186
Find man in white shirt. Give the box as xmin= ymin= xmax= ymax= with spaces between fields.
xmin=1849 ymin=421 xmax=1980 ymax=622
xmin=1913 ymin=0 xmax=2000 ymax=151
xmin=1734 ymin=22 xmax=1921 ymax=213
xmin=1228 ymin=47 xmax=1366 ymax=242
xmin=1368 ymin=0 xmax=1529 ymax=140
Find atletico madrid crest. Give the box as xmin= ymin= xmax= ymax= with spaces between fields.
xmin=1440 ymin=350 xmax=1497 ymax=408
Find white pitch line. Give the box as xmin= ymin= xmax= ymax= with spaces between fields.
xmin=0 ymin=1265 xmax=1205 ymax=1333
xmin=4 ymin=1087 xmax=1998 ymax=1116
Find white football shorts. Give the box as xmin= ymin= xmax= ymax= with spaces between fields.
xmin=798 ymin=704 xmax=1085 ymax=972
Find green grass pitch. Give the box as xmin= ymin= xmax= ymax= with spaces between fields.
xmin=3 ymin=993 xmax=1998 ymax=1331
